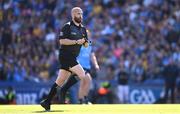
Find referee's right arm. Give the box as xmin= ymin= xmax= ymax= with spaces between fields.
xmin=59 ymin=24 xmax=77 ymax=45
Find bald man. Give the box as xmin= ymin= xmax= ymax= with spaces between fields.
xmin=40 ymin=7 xmax=89 ymax=111
xmin=59 ymin=30 xmax=99 ymax=104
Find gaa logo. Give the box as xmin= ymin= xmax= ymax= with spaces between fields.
xmin=130 ymin=89 xmax=156 ymax=104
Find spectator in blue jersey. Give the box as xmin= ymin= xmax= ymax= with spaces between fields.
xmin=59 ymin=30 xmax=99 ymax=104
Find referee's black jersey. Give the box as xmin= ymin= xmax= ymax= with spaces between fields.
xmin=59 ymin=21 xmax=88 ymax=58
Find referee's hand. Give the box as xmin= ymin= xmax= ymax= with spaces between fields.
xmin=83 ymin=41 xmax=88 ymax=47
xmin=77 ymin=38 xmax=85 ymax=45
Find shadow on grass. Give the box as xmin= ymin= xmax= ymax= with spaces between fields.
xmin=33 ymin=110 xmax=66 ymax=113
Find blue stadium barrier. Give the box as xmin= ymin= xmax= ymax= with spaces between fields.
xmin=0 ymin=81 xmax=163 ymax=104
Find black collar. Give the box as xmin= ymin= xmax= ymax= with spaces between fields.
xmin=71 ymin=21 xmax=82 ymax=28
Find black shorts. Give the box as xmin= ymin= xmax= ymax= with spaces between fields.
xmin=59 ymin=56 xmax=78 ymax=71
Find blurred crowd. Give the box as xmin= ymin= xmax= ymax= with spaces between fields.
xmin=0 ymin=0 xmax=179 ymax=92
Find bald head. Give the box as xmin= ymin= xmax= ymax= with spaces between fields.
xmin=71 ymin=7 xmax=83 ymax=24
xmin=71 ymin=7 xmax=83 ymax=15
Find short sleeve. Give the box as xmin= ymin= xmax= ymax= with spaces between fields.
xmin=59 ymin=24 xmax=70 ymax=39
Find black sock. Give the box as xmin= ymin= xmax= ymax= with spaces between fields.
xmin=61 ymin=75 xmax=78 ymax=93
xmin=78 ymin=98 xmax=84 ymax=104
xmin=47 ymin=83 xmax=58 ymax=102
xmin=84 ymin=96 xmax=88 ymax=103
xmin=59 ymin=76 xmax=78 ymax=103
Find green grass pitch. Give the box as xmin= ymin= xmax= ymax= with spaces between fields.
xmin=0 ymin=104 xmax=180 ymax=114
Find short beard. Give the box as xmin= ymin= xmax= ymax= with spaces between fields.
xmin=74 ymin=16 xmax=82 ymax=23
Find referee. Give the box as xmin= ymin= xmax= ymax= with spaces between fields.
xmin=59 ymin=30 xmax=99 ymax=104
xmin=40 ymin=7 xmax=88 ymax=111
